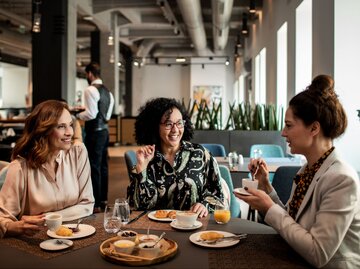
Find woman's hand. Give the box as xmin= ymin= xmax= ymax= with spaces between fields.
xmin=248 ymin=158 xmax=272 ymax=193
xmin=135 ymin=145 xmax=155 ymax=173
xmin=5 ymin=214 xmax=46 ymax=237
xmin=233 ymin=188 xmax=274 ymax=215
xmin=190 ymin=203 xmax=208 ymax=218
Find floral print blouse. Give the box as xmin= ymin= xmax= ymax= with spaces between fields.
xmin=127 ymin=141 xmax=224 ymax=211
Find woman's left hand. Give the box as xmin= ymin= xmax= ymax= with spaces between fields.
xmin=233 ymin=188 xmax=274 ymax=215
xmin=190 ymin=203 xmax=208 ymax=218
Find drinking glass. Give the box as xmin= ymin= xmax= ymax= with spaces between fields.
xmin=214 ymin=199 xmax=231 ymax=224
xmin=103 ymin=204 xmax=121 ymax=233
xmin=253 ymin=149 xmax=263 ymax=159
xmin=228 ymin=151 xmax=238 ymax=169
xmin=115 ymin=198 xmax=130 ymax=225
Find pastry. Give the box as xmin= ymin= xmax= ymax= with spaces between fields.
xmin=200 ymin=231 xmax=224 ymax=241
xmin=55 ymin=225 xmax=73 ymax=236
xmin=154 ymin=210 xmax=169 ymax=218
xmin=167 ymin=210 xmax=177 ymax=219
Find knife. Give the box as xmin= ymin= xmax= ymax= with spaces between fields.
xmin=127 ymin=210 xmax=147 ymax=224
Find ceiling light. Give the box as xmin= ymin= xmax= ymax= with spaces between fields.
xmin=241 ymin=13 xmax=249 ymax=35
xmin=176 ymin=57 xmax=186 ymax=63
xmin=225 ymin=58 xmax=230 ymax=66
xmin=83 ymin=15 xmax=93 ymax=21
xmin=32 ymin=0 xmax=41 ymax=33
xmin=107 ymin=32 xmax=114 ymax=46
xmin=249 ymin=0 xmax=256 ymax=14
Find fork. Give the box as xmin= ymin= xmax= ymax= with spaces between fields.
xmin=56 ymin=239 xmax=72 ymax=247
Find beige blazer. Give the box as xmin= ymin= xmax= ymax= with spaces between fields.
xmin=265 ymin=149 xmax=360 ymax=268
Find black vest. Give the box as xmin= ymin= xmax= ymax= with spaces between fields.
xmin=85 ymin=84 xmax=111 ymax=132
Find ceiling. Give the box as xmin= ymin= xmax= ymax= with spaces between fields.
xmin=0 ymin=0 xmax=262 ymax=67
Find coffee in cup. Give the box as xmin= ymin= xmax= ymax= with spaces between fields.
xmin=45 ymin=213 xmax=62 ymax=231
xmin=175 ymin=211 xmax=198 ymax=228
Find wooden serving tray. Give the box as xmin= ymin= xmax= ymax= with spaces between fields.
xmin=99 ymin=236 xmax=178 ymax=266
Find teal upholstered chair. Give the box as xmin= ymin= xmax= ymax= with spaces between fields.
xmin=201 ymin=143 xmax=226 ymax=157
xmin=250 ymin=144 xmax=285 ymax=158
xmin=124 ymin=150 xmax=137 ymax=179
xmin=218 ymin=165 xmax=241 ymax=218
xmin=272 ymin=166 xmax=301 ymax=204
xmin=0 ymin=161 xmax=10 ymax=190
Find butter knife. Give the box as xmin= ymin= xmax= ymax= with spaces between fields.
xmin=127 ymin=210 xmax=147 ymax=224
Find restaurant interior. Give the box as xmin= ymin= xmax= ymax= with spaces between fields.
xmin=0 ymin=0 xmax=359 ymax=268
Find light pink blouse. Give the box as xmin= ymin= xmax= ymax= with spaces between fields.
xmin=0 ymin=142 xmax=94 ymax=238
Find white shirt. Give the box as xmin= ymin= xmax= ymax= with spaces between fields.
xmin=77 ymin=79 xmax=114 ymax=121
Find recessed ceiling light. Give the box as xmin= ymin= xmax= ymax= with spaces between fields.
xmin=83 ymin=16 xmax=93 ymax=21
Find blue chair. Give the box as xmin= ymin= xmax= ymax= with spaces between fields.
xmin=272 ymin=166 xmax=301 ymax=204
xmin=250 ymin=144 xmax=285 ymax=158
xmin=218 ymin=165 xmax=241 ymax=218
xmin=0 ymin=161 xmax=10 ymax=190
xmin=124 ymin=150 xmax=137 ymax=179
xmin=201 ymin=143 xmax=226 ymax=157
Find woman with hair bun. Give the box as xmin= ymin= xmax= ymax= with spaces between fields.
xmin=235 ymin=75 xmax=360 ymax=268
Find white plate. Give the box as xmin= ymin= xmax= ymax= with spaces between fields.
xmin=147 ymin=210 xmax=177 ymax=222
xmin=233 ymin=187 xmax=251 ymax=196
xmin=170 ymin=220 xmax=203 ymax=230
xmin=40 ymin=239 xmax=73 ymax=251
xmin=47 ymin=224 xmax=96 ymax=239
xmin=189 ymin=230 xmax=240 ymax=248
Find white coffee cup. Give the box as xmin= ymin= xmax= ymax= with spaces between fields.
xmin=242 ymin=178 xmax=259 ymax=190
xmin=45 ymin=213 xmax=62 ymax=231
xmin=175 ymin=211 xmax=198 ymax=228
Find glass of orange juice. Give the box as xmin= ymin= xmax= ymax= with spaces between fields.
xmin=214 ymin=199 xmax=231 ymax=224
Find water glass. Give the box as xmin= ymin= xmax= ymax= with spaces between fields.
xmin=115 ymin=198 xmax=130 ymax=225
xmin=253 ymin=149 xmax=263 ymax=159
xmin=104 ymin=204 xmax=121 ymax=233
xmin=228 ymin=151 xmax=238 ymax=169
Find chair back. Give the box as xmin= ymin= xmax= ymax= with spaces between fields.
xmin=250 ymin=144 xmax=285 ymax=158
xmin=0 ymin=161 xmax=10 ymax=190
xmin=124 ymin=150 xmax=137 ymax=178
xmin=201 ymin=143 xmax=226 ymax=157
xmin=218 ymin=165 xmax=241 ymax=218
xmin=272 ymin=166 xmax=301 ymax=204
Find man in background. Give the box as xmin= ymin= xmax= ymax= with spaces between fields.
xmin=77 ymin=62 xmax=114 ymax=213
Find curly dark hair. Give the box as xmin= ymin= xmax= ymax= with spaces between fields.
xmin=289 ymin=74 xmax=347 ymax=139
xmin=135 ymin=97 xmax=194 ymax=146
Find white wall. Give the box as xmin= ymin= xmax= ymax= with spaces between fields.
xmin=0 ymin=63 xmax=29 ymax=107
xmin=334 ymin=0 xmax=360 ymax=172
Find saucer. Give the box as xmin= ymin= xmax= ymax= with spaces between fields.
xmin=40 ymin=239 xmax=73 ymax=251
xmin=170 ymin=220 xmax=203 ymax=230
xmin=233 ymin=187 xmax=251 ymax=196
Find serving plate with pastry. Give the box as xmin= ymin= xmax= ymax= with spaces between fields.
xmin=189 ymin=230 xmax=243 ymax=248
xmin=147 ymin=210 xmax=177 ymax=222
xmin=47 ymin=224 xmax=96 ymax=239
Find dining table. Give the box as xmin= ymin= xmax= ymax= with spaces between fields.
xmin=215 ymin=156 xmax=303 ymax=188
xmin=0 ymin=211 xmax=313 ymax=269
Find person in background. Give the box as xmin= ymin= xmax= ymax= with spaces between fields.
xmin=235 ymin=75 xmax=360 ymax=268
xmin=76 ymin=62 xmax=114 ymax=213
xmin=127 ymin=97 xmax=225 ymax=218
xmin=0 ymin=100 xmax=94 ymax=238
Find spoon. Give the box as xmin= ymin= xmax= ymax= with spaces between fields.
xmin=70 ymin=218 xmax=83 ymax=233
xmin=56 ymin=239 xmax=72 ymax=247
xmin=151 ymin=232 xmax=166 ymax=248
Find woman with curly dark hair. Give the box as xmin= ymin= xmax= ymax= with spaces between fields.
xmin=0 ymin=100 xmax=94 ymax=238
xmin=235 ymin=75 xmax=360 ymax=268
xmin=127 ymin=97 xmax=224 ymax=217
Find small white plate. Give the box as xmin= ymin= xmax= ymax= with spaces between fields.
xmin=40 ymin=239 xmax=73 ymax=251
xmin=233 ymin=187 xmax=251 ymax=196
xmin=47 ymin=224 xmax=96 ymax=239
xmin=170 ymin=220 xmax=203 ymax=230
xmin=147 ymin=210 xmax=177 ymax=222
xmin=189 ymin=230 xmax=240 ymax=248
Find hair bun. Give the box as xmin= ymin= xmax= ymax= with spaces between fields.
xmin=309 ymin=74 xmax=336 ymax=99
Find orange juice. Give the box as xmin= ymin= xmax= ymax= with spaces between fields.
xmin=214 ymin=209 xmax=231 ymax=224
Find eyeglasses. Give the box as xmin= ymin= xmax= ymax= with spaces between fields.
xmin=160 ymin=120 xmax=186 ymax=130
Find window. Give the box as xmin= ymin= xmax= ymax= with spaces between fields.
xmin=255 ymin=48 xmax=267 ymax=104
xmin=277 ymin=22 xmax=288 ymax=108
xmin=295 ymin=0 xmax=312 ymax=93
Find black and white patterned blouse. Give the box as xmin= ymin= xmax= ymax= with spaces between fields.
xmin=127 ymin=141 xmax=224 ymax=211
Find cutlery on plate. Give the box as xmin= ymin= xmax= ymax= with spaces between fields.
xmin=127 ymin=210 xmax=147 ymax=224
xmin=55 ymin=239 xmax=72 ymax=247
xmin=197 ymin=234 xmax=247 ymax=244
